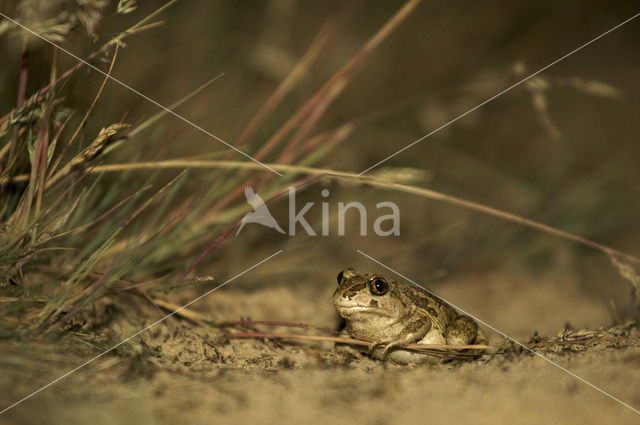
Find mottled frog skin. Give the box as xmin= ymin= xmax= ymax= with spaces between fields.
xmin=332 ymin=268 xmax=486 ymax=363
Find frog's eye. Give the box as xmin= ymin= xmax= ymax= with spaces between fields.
xmin=337 ymin=271 xmax=344 ymax=285
xmin=369 ymin=277 xmax=388 ymax=296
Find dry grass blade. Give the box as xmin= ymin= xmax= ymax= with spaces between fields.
xmin=127 ymin=72 xmax=225 ymax=139
xmin=45 ymin=184 xmax=153 ymax=238
xmin=178 ymin=223 xmax=240 ymax=282
xmin=7 ymin=49 xmax=30 ymax=165
xmin=0 ymin=297 xmax=49 ymax=303
xmin=278 ymin=78 xmax=348 ymax=164
xmin=235 ymin=4 xmax=352 ymax=149
xmin=51 ymin=159 xmax=640 ymax=265
xmin=44 ymin=43 xmax=120 ymax=184
xmin=41 ymin=171 xmax=187 ymax=328
xmin=65 ymin=43 xmax=120 ymax=154
xmin=253 ymin=0 xmax=422 ymax=162
xmin=150 ymin=298 xmax=212 ymax=324
xmin=610 ymin=257 xmax=640 ymax=321
xmin=0 ymin=2 xmax=175 ymax=127
xmin=46 ymin=123 xmax=130 ymax=188
xmin=227 ymin=332 xmax=490 ymax=351
xmin=220 ymin=320 xmax=317 ymax=329
xmin=219 ymin=320 xmax=338 ymax=335
xmin=22 ymin=91 xmax=51 ymax=221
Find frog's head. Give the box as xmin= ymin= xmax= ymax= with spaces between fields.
xmin=332 ymin=268 xmax=404 ymax=320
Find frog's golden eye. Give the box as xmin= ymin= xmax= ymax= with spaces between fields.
xmin=337 ymin=271 xmax=344 ymax=285
xmin=369 ymin=277 xmax=388 ymax=296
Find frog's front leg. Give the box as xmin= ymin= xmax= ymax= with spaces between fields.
xmin=376 ymin=315 xmax=432 ymax=359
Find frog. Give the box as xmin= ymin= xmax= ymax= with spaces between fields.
xmin=332 ymin=268 xmax=486 ymax=363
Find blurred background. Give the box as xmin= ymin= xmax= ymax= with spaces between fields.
xmin=1 ymin=0 xmax=640 ymax=346
xmin=2 ymin=1 xmax=640 ymax=424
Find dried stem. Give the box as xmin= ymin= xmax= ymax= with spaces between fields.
xmin=253 ymin=0 xmax=422 ymax=162
xmin=17 ymin=159 xmax=637 ymax=266
xmin=227 ymin=332 xmax=490 ymax=351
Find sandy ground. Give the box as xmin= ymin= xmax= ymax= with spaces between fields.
xmin=1 ymin=266 xmax=640 ymax=425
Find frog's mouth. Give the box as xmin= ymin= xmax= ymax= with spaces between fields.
xmin=334 ymin=304 xmax=397 ymax=318
xmin=336 ymin=305 xmax=375 ymax=313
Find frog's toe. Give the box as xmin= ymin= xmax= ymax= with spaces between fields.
xmin=379 ymin=345 xmax=393 ymax=359
xmin=367 ymin=341 xmax=387 ymax=357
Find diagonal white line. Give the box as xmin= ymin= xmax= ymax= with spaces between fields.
xmin=356 ymin=249 xmax=640 ymax=415
xmin=0 ymin=249 xmax=283 ymax=415
xmin=358 ymin=11 xmax=640 ymax=176
xmin=0 ymin=12 xmax=283 ymax=177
